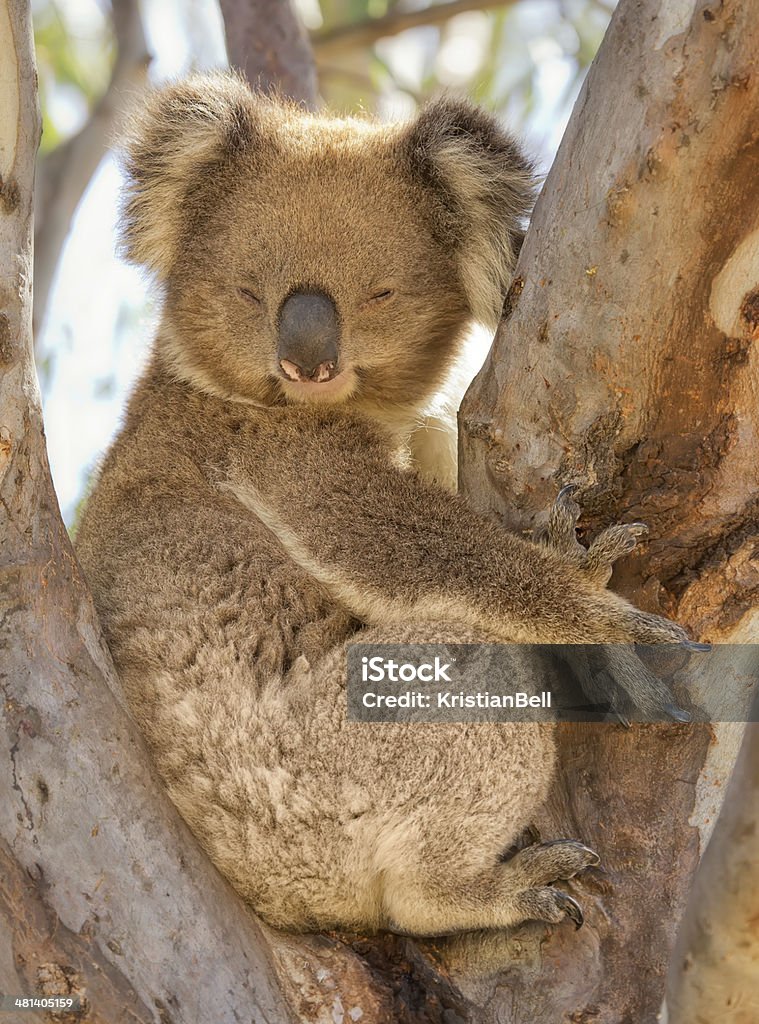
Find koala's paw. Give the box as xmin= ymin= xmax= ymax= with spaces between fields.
xmin=563 ymin=642 xmax=694 ymax=724
xmin=502 ymin=838 xmax=600 ymax=930
xmin=536 ymin=484 xmax=649 ymax=586
xmin=536 ymin=486 xmax=711 ymax=719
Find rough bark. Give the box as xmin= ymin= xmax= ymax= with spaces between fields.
xmin=456 ymin=0 xmax=759 ymax=1019
xmin=667 ymin=719 xmax=759 ymax=1023
xmin=0 ymin=4 xmax=291 ymax=1022
xmin=219 ymin=0 xmax=318 ymax=109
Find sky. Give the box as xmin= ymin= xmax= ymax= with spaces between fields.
xmin=37 ymin=0 xmax=598 ymax=525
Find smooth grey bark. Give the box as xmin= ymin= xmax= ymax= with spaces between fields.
xmin=0 ymin=3 xmax=292 ymax=1022
xmin=667 ymin=719 xmax=759 ymax=1023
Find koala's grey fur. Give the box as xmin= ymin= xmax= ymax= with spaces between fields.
xmin=76 ymin=73 xmax=693 ymax=935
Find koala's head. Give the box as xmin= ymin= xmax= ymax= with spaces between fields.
xmin=121 ymin=73 xmax=533 ymax=410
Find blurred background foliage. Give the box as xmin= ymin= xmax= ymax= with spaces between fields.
xmin=32 ymin=0 xmax=615 ymax=526
xmin=35 ymin=0 xmax=114 ymax=153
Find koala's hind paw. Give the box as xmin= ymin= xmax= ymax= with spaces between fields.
xmin=501 ymin=838 xmax=600 ymax=878
xmin=515 ymin=887 xmax=585 ymax=929
xmin=502 ymin=838 xmax=599 ymax=930
xmin=538 ymin=484 xmax=650 ymax=586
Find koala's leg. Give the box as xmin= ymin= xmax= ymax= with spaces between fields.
xmin=379 ymin=824 xmax=599 ymax=936
xmin=320 ymin=624 xmax=598 ymax=937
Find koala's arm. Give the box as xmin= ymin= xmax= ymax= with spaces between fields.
xmin=225 ymin=407 xmax=692 ymax=648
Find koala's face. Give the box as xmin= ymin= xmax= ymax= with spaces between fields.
xmin=167 ymin=140 xmax=470 ymax=409
xmin=122 ymin=75 xmax=533 ymax=411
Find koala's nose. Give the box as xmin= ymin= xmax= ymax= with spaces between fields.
xmin=277 ymin=290 xmax=340 ymax=383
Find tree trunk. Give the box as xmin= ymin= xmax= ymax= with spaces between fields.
xmin=457 ymin=0 xmax=759 ymax=1019
xmin=0 ymin=5 xmax=289 ymax=1022
xmin=667 ymin=719 xmax=759 ymax=1023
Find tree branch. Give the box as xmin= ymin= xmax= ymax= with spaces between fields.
xmin=457 ymin=0 xmax=759 ymax=1018
xmin=0 ymin=4 xmax=294 ymax=1020
xmin=667 ymin=718 xmax=759 ymax=1022
xmin=218 ymin=0 xmax=318 ymax=108
xmin=312 ymin=0 xmax=517 ymax=61
xmin=33 ymin=0 xmax=151 ymax=338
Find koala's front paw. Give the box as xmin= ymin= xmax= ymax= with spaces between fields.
xmin=536 ymin=484 xmax=648 ymax=586
xmin=538 ymin=485 xmax=710 ymax=720
xmin=538 ymin=485 xmax=710 ymax=647
xmin=559 ymin=643 xmax=693 ymax=724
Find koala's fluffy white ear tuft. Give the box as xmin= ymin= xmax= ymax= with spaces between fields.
xmin=404 ymin=98 xmax=536 ymax=328
xmin=119 ymin=72 xmax=257 ymax=278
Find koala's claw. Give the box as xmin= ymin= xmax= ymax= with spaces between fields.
xmin=681 ymin=639 xmax=712 ymax=653
xmin=539 ymin=487 xmax=650 ymax=585
xmin=663 ymin=702 xmax=692 ymax=723
xmin=557 ymin=483 xmax=580 ymax=500
xmin=515 ymin=887 xmax=587 ymax=930
xmin=556 ymin=891 xmax=585 ymax=930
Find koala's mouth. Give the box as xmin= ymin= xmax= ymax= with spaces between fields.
xmin=279 ymin=358 xmax=338 ymax=384
xmin=277 ymin=365 xmax=358 ymax=404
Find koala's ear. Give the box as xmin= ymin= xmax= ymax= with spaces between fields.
xmin=404 ymin=97 xmax=536 ymax=328
xmin=119 ymin=72 xmax=257 ymax=277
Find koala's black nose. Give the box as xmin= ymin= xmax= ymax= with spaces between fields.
xmin=277 ymin=290 xmax=340 ymax=383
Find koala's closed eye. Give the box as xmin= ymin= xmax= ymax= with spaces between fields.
xmin=362 ymin=288 xmax=395 ymax=309
xmin=238 ymin=287 xmax=261 ymax=306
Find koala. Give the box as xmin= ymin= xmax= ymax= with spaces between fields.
xmin=75 ymin=72 xmax=701 ymax=937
